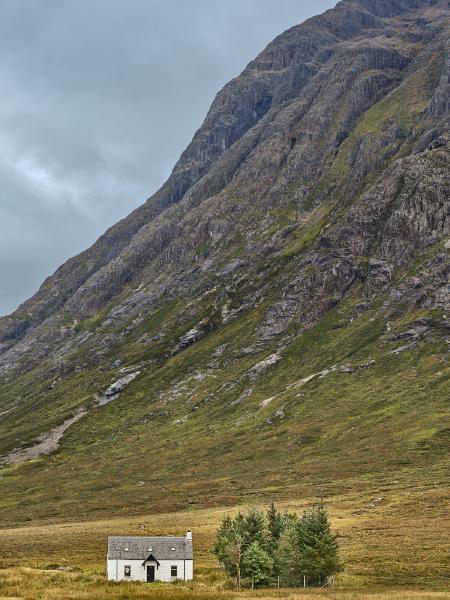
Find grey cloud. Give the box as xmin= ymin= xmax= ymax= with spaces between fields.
xmin=0 ymin=0 xmax=335 ymax=315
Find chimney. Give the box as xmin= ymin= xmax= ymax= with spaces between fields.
xmin=186 ymin=529 xmax=192 ymax=541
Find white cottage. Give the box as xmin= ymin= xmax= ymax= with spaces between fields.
xmin=107 ymin=531 xmax=193 ymax=582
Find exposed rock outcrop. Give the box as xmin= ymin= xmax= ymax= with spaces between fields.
xmin=1 ymin=0 xmax=448 ymax=355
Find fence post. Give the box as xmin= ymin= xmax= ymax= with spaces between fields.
xmin=251 ymin=577 xmax=254 ymax=590
xmin=303 ymin=574 xmax=306 ymax=588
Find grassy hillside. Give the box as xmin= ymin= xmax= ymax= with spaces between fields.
xmin=0 ymin=492 xmax=449 ymax=598
xmin=0 ymin=282 xmax=448 ymax=524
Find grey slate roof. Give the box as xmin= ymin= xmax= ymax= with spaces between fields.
xmin=107 ymin=536 xmax=193 ymax=560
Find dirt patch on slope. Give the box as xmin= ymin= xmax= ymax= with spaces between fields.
xmin=0 ymin=408 xmax=87 ymax=466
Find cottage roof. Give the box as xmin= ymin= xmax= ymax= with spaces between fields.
xmin=107 ymin=536 xmax=193 ymax=560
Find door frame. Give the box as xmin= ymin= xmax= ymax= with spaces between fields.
xmin=146 ymin=564 xmax=156 ymax=582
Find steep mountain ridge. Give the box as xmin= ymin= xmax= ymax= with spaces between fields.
xmin=1 ymin=0 xmax=446 ymax=344
xmin=0 ymin=0 xmax=448 ymax=553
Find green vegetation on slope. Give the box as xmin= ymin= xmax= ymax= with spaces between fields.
xmin=0 ymin=282 xmax=448 ymax=530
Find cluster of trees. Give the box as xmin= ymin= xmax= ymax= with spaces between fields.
xmin=213 ymin=503 xmax=341 ymax=589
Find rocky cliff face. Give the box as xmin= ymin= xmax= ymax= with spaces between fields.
xmin=0 ymin=0 xmax=448 ymax=525
xmin=1 ymin=0 xmax=448 ymax=362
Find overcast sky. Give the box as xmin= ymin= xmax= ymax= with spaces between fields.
xmin=0 ymin=0 xmax=336 ymax=316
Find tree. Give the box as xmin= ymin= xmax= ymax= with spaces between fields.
xmin=213 ymin=510 xmax=265 ymax=590
xmin=242 ymin=508 xmax=266 ymax=550
xmin=213 ymin=504 xmax=342 ymax=588
xmin=242 ymin=541 xmax=274 ymax=587
xmin=277 ymin=524 xmax=299 ymax=585
xmin=297 ymin=504 xmax=342 ymax=584
xmin=225 ymin=536 xmax=243 ymax=590
xmin=214 ymin=516 xmax=235 ymax=574
xmin=213 ymin=514 xmax=244 ymax=589
xmin=267 ymin=502 xmax=284 ymax=551
xmin=280 ymin=504 xmax=342 ymax=586
xmin=267 ymin=503 xmax=297 ymax=576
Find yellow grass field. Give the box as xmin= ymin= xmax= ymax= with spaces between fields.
xmin=1 ymin=569 xmax=450 ymax=600
xmin=0 ymin=488 xmax=449 ymax=600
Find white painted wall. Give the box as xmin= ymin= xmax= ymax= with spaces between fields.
xmin=107 ymin=558 xmax=193 ymax=582
xmin=184 ymin=559 xmax=193 ymax=580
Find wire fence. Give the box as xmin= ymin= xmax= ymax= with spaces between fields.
xmin=244 ymin=576 xmax=335 ymax=590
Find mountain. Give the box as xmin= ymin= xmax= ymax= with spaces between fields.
xmin=0 ymin=0 xmax=448 ymax=555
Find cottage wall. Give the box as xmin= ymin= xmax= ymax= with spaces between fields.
xmin=184 ymin=559 xmax=194 ymax=580
xmin=107 ymin=558 xmax=193 ymax=582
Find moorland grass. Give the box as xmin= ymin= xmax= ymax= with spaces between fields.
xmin=2 ymin=567 xmax=450 ymax=600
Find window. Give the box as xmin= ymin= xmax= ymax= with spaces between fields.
xmin=124 ymin=565 xmax=131 ymax=577
xmin=171 ymin=565 xmax=178 ymax=578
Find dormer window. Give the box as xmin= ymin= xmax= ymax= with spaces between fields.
xmin=124 ymin=547 xmax=129 ymax=552
xmin=148 ymin=547 xmax=152 ymax=552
